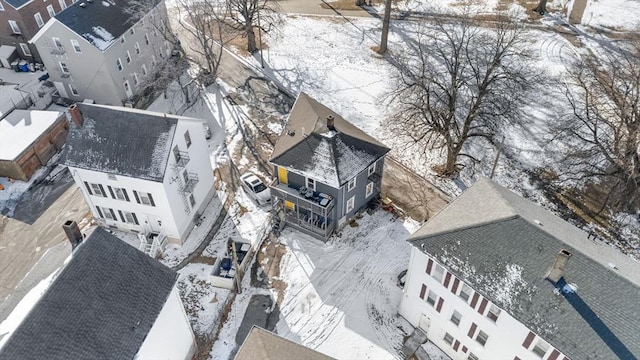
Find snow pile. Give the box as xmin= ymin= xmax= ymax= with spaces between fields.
xmin=581 ymin=0 xmax=640 ymax=31
xmin=177 ymin=264 xmax=230 ymax=335
xmin=562 ymin=282 xmax=578 ymax=294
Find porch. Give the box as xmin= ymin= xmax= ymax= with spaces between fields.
xmin=269 ymin=180 xmax=336 ymax=240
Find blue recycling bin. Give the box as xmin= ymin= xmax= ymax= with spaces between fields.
xmin=19 ymin=61 xmax=28 ymax=72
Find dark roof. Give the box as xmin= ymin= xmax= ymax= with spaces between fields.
xmin=0 ymin=227 xmax=177 ymax=360
xmin=61 ymin=103 xmax=177 ymax=181
xmin=235 ymin=326 xmax=336 ymax=360
xmin=270 ymin=92 xmax=390 ymax=187
xmin=409 ymin=178 xmax=640 ymax=360
xmin=53 ymin=0 xmax=156 ymax=51
xmin=3 ymin=0 xmax=31 ymax=10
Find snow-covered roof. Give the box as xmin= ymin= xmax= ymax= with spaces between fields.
xmin=0 ymin=110 xmax=65 ymax=161
xmin=52 ymin=0 xmax=158 ymax=51
xmin=270 ymin=92 xmax=389 ymax=187
xmin=61 ymin=103 xmax=178 ymax=181
xmin=0 ymin=227 xmax=177 ymax=360
xmin=408 ymin=177 xmax=640 ymax=360
xmin=235 ymin=326 xmax=335 ymax=360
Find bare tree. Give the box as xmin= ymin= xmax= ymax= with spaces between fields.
xmin=378 ymin=0 xmax=392 ymax=54
xmin=386 ymin=15 xmax=534 ymax=177
xmin=226 ymin=0 xmax=280 ymax=54
xmin=558 ymin=41 xmax=640 ymax=212
xmin=533 ymin=0 xmax=547 ymax=15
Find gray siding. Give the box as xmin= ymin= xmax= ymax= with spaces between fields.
xmin=338 ymin=158 xmax=384 ymax=221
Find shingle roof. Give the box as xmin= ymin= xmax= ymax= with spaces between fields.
xmin=270 ymin=92 xmax=389 ymax=187
xmin=0 ymin=227 xmax=177 ymax=360
xmin=3 ymin=0 xmax=31 ymax=10
xmin=61 ymin=103 xmax=177 ymax=181
xmin=409 ymin=177 xmax=640 ymax=360
xmin=234 ymin=326 xmax=336 ymax=360
xmin=53 ymin=0 xmax=156 ymax=51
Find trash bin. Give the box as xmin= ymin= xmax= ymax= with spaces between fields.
xmin=11 ymin=61 xmax=19 ymax=72
xmin=28 ymin=62 xmax=35 ymax=72
xmin=19 ymin=60 xmax=28 ymax=72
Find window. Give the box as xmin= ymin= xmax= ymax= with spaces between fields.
xmin=142 ymin=64 xmax=147 ymax=75
xmin=366 ymin=182 xmax=374 ymax=198
xmin=46 ymin=5 xmax=55 ymax=18
xmin=140 ymin=192 xmax=155 ymax=206
xmin=173 ymin=145 xmax=181 ymax=162
xmin=532 ymin=340 xmax=549 ymax=358
xmin=475 ymin=331 xmax=488 ymax=346
xmin=58 ymin=61 xmax=69 ymax=74
xmin=135 ymin=42 xmax=140 ymax=54
xmin=99 ymin=207 xmax=116 ymax=220
xmin=443 ymin=333 xmax=454 ymax=346
xmin=450 ymin=310 xmax=461 ymax=326
xmin=347 ymin=178 xmax=356 ymax=191
xmin=112 ymin=187 xmax=129 ymax=201
xmin=86 ymin=182 xmax=106 ymax=197
xmin=123 ymin=81 xmax=131 ymax=96
xmin=432 ymin=264 xmax=445 ymax=283
xmin=0 ymin=2 xmax=4 ymax=10
xmin=20 ymin=43 xmax=31 ymax=56
xmin=346 ymin=196 xmax=355 ymax=213
xmin=151 ymin=55 xmax=156 ymax=66
xmin=120 ymin=210 xmax=138 ymax=225
xmin=306 ymin=177 xmax=315 ymax=191
xmin=368 ymin=162 xmax=376 ymax=176
xmin=459 ymin=283 xmax=472 ymax=302
xmin=59 ymin=0 xmax=67 ymax=10
xmin=68 ymin=83 xmax=79 ymax=96
xmin=189 ymin=194 xmax=195 ymax=207
xmin=126 ymin=50 xmax=131 ymax=63
xmin=130 ymin=27 xmax=135 ymax=35
xmin=133 ymin=73 xmax=139 ymax=85
xmin=34 ymin=13 xmax=44 ymax=27
xmin=184 ymin=130 xmax=191 ymax=148
xmin=159 ymin=48 xmax=164 ymax=58
xmin=70 ymin=39 xmax=81 ymax=53
xmin=487 ymin=304 xmax=501 ymax=322
xmin=53 ymin=37 xmax=63 ymax=51
xmin=426 ymin=290 xmax=437 ymax=306
xmin=468 ymin=353 xmax=479 ymax=360
xmin=120 ymin=35 xmax=126 ymax=43
xmin=144 ymin=33 xmax=150 ymax=45
xmin=9 ymin=20 xmax=21 ymax=34
xmin=116 ymin=58 xmax=123 ymax=71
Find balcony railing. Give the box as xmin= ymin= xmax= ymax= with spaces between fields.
xmin=181 ymin=173 xmax=199 ymax=193
xmin=174 ymin=151 xmax=190 ymax=170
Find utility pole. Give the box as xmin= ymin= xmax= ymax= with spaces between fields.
xmin=378 ymin=0 xmax=392 ymax=54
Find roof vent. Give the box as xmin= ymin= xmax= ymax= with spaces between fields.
xmin=327 ymin=115 xmax=335 ymax=130
xmin=534 ymin=219 xmax=542 ymax=226
xmin=287 ymin=130 xmax=295 ymax=137
xmin=546 ymin=249 xmax=572 ymax=284
xmin=79 ymin=2 xmax=86 ymax=7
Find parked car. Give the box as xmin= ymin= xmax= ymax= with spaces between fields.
xmin=240 ymin=173 xmax=271 ymax=205
xmin=203 ymin=123 xmax=212 ymax=139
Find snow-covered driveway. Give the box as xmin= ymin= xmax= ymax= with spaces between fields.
xmin=275 ymin=211 xmax=419 ymax=359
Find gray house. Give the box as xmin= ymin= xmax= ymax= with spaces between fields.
xmin=29 ymin=0 xmax=171 ymax=105
xmin=269 ymin=92 xmax=390 ymax=240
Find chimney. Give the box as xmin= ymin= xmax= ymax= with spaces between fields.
xmin=326 ymin=115 xmax=335 ymax=130
xmin=546 ymin=249 xmax=572 ymax=284
xmin=68 ymin=104 xmax=83 ymax=127
xmin=62 ymin=220 xmax=83 ymax=249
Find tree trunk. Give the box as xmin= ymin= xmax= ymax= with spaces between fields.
xmin=355 ymin=0 xmax=366 ymax=6
xmin=533 ymin=0 xmax=547 ymax=15
xmin=378 ymin=0 xmax=392 ymax=54
xmin=247 ymin=22 xmax=257 ymax=53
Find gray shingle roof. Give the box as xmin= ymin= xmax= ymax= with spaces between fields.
xmin=3 ymin=0 xmax=31 ymax=10
xmin=0 ymin=227 xmax=177 ymax=360
xmin=270 ymin=92 xmax=390 ymax=187
xmin=235 ymin=326 xmax=336 ymax=360
xmin=61 ymin=103 xmax=177 ymax=181
xmin=409 ymin=178 xmax=640 ymax=360
xmin=54 ymin=0 xmax=157 ymax=51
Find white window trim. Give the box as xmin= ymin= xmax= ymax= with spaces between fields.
xmin=68 ymin=83 xmax=79 ymax=96
xmin=135 ymin=42 xmax=141 ymax=54
xmin=9 ymin=20 xmax=21 ymax=34
xmin=20 ymin=43 xmax=31 ymax=56
xmin=144 ymin=33 xmax=150 ymax=45
xmin=368 ymin=162 xmax=376 ymax=176
xmin=46 ymin=4 xmax=55 ymax=18
xmin=0 ymin=2 xmax=5 ymax=11
xmin=59 ymin=0 xmax=67 ymax=10
xmin=366 ymin=182 xmax=374 ymax=198
xmin=122 ymin=210 xmax=136 ymax=224
xmin=52 ymin=37 xmax=63 ymax=50
xmin=347 ymin=178 xmax=356 ymax=192
xmin=133 ymin=72 xmax=139 ymax=85
xmin=306 ymin=177 xmax=316 ymax=191
xmin=70 ymin=39 xmax=81 ymax=53
xmin=58 ymin=61 xmax=69 ymax=74
xmin=140 ymin=192 xmax=153 ymax=206
xmin=34 ymin=13 xmax=44 ymax=28
xmin=101 ymin=207 xmax=115 ymax=220
xmin=116 ymin=58 xmax=123 ymax=71
xmin=346 ymin=195 xmax=355 ymax=213
xmin=126 ymin=50 xmax=132 ymax=63
xmin=141 ymin=64 xmax=147 ymax=75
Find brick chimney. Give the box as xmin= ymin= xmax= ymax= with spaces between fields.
xmin=68 ymin=104 xmax=83 ymax=127
xmin=62 ymin=220 xmax=83 ymax=249
xmin=326 ymin=115 xmax=335 ymax=130
xmin=546 ymin=249 xmax=572 ymax=284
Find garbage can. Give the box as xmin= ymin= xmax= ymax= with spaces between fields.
xmin=19 ymin=60 xmax=28 ymax=72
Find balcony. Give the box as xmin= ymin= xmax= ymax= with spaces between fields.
xmin=269 ymin=180 xmax=336 ymax=240
xmin=173 ymin=151 xmax=190 ymax=170
xmin=181 ymin=172 xmax=199 ymax=193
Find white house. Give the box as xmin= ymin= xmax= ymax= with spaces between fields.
xmin=29 ymin=0 xmax=172 ymax=105
xmin=399 ymin=177 xmax=640 ymax=360
xmin=0 ymin=227 xmax=197 ymax=360
xmin=61 ymin=103 xmax=218 ymax=248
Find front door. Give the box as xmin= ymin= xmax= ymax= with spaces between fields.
xmin=123 ymin=80 xmax=133 ymax=98
xmin=418 ymin=313 xmax=430 ymax=333
xmin=278 ymin=166 xmax=288 ymax=185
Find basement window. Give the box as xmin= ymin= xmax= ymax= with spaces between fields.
xmin=487 ymin=304 xmax=501 ymax=322
xmin=443 ymin=333 xmax=454 ymax=345
xmin=532 ymin=340 xmax=549 ymax=358
xmin=459 ymin=283 xmax=472 ymax=303
xmin=450 ymin=310 xmax=461 ymax=326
